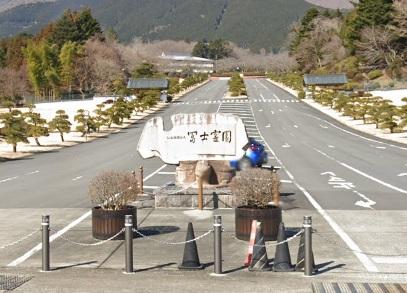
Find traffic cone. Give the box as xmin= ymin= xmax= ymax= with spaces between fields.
xmin=273 ymin=222 xmax=294 ymax=272
xmin=295 ymin=232 xmax=315 ymax=272
xmin=248 ymin=222 xmax=271 ymax=271
xmin=178 ymin=222 xmax=204 ymax=270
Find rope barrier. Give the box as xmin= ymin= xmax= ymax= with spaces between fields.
xmin=229 ymin=229 xmax=303 ymax=247
xmin=51 ymin=228 xmax=124 ymax=247
xmin=133 ymin=228 xmax=213 ymax=245
xmin=0 ymin=229 xmax=40 ymax=249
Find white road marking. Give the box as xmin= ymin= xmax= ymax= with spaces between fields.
xmin=354 ymin=190 xmax=376 ymax=209
xmin=25 ymin=170 xmax=40 ymax=175
xmin=72 ymin=176 xmax=83 ymax=181
xmin=158 ymin=171 xmax=176 ymax=175
xmin=372 ymin=257 xmax=407 ymax=264
xmin=279 ymin=109 xmax=283 ymax=112
xmin=247 ymin=100 xmax=379 ymax=272
xmin=314 ymin=147 xmax=407 ymax=194
xmin=0 ymin=176 xmax=18 ymax=183
xmin=280 ymin=180 xmax=293 ymax=183
xmin=8 ymin=210 xmax=92 ymax=267
xmin=265 ymin=124 xmax=271 ymax=128
xmin=294 ymin=125 xmax=298 ymax=128
xmin=258 ymin=109 xmax=263 ymax=112
xmin=398 ymin=173 xmax=407 ymax=177
xmin=270 ymin=111 xmax=274 ymax=114
xmin=273 ymin=94 xmax=280 ymax=102
xmin=144 ymin=185 xmax=159 ymax=189
xmin=308 ymin=114 xmax=407 ymax=151
xmin=8 ymin=164 xmax=168 ymax=267
xmin=257 ymin=80 xmax=268 ymax=89
xmin=320 ymin=125 xmax=329 ymax=129
xmin=282 ymin=143 xmax=291 ymax=148
xmin=260 ymin=94 xmax=266 ymax=101
xmin=143 ymin=164 xmax=168 ymax=182
xmin=370 ymin=145 xmax=386 ymax=150
xmin=328 ymin=145 xmax=335 ymax=148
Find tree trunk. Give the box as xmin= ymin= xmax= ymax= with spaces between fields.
xmin=13 ymin=144 xmax=17 ymax=153
xmin=35 ymin=137 xmax=41 ymax=146
xmin=60 ymin=132 xmax=64 ymax=142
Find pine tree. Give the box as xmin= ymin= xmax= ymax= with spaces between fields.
xmin=74 ymin=109 xmax=96 ymax=137
xmin=342 ymin=0 xmax=394 ymax=49
xmin=48 ymin=110 xmax=71 ymax=142
xmin=48 ymin=8 xmax=102 ymax=48
xmin=0 ymin=110 xmax=28 ymax=152
xmin=24 ymin=105 xmax=49 ymax=146
xmin=93 ymin=104 xmax=108 ymax=132
xmin=192 ymin=41 xmax=209 ymax=58
xmin=399 ymin=97 xmax=407 ymax=128
xmin=379 ymin=103 xmax=399 ymax=133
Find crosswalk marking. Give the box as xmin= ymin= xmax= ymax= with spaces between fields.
xmin=172 ymin=99 xmax=299 ymax=105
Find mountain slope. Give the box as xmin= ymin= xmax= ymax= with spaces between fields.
xmin=0 ymin=0 xmax=316 ymax=50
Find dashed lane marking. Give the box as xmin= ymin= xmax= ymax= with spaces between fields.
xmin=246 ymin=95 xmax=379 ymax=273
xmin=308 ymin=114 xmax=407 ymax=151
xmin=72 ymin=176 xmax=83 ymax=181
xmin=25 ymin=170 xmax=40 ymax=175
xmin=0 ymin=176 xmax=18 ymax=183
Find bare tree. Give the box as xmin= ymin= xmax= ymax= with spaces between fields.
xmin=0 ymin=66 xmax=30 ymax=98
xmin=356 ymin=26 xmax=401 ymax=69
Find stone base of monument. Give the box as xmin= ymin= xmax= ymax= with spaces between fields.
xmin=154 ymin=183 xmax=236 ymax=208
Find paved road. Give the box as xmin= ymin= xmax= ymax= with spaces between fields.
xmin=0 ymin=81 xmax=227 ymax=208
xmin=1 ymin=78 xmax=407 ymax=274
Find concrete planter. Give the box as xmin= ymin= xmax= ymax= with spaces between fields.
xmin=92 ymin=206 xmax=137 ymax=240
xmin=235 ymin=205 xmax=282 ymax=241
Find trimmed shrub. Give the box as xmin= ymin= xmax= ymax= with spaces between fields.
xmin=368 ymin=70 xmax=383 ymax=80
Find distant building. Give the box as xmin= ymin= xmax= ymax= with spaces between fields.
xmin=159 ymin=52 xmax=214 ymax=73
xmin=303 ymin=74 xmax=348 ymax=88
xmin=127 ymin=78 xmax=169 ymax=90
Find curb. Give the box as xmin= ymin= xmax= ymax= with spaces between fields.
xmin=0 ymin=80 xmax=211 ymax=160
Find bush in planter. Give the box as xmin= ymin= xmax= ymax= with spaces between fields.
xmin=231 ymin=169 xmax=282 ymax=241
xmin=88 ymin=170 xmax=139 ymax=239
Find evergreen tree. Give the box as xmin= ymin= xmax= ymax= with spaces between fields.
xmin=400 ymin=97 xmax=407 ymax=128
xmin=24 ymin=105 xmax=49 ymax=146
xmin=192 ymin=41 xmax=209 ymax=58
xmin=342 ymin=0 xmax=394 ymax=49
xmin=290 ymin=8 xmax=320 ymax=53
xmin=74 ymin=109 xmax=96 ymax=137
xmin=59 ymin=41 xmax=79 ymax=92
xmin=379 ymin=103 xmax=399 ymax=133
xmin=93 ymin=104 xmax=108 ymax=132
xmin=132 ymin=63 xmax=156 ymax=78
xmin=0 ymin=110 xmax=28 ymax=152
xmin=48 ymin=8 xmax=102 ymax=48
xmin=48 ymin=110 xmax=71 ymax=142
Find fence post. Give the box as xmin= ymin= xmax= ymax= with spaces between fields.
xmin=213 ymin=215 xmax=222 ymax=275
xmin=198 ymin=177 xmax=203 ymax=210
xmin=124 ymin=215 xmax=134 ymax=274
xmin=139 ymin=166 xmax=144 ymax=195
xmin=41 ymin=215 xmax=50 ymax=272
xmin=304 ymin=216 xmax=313 ymax=277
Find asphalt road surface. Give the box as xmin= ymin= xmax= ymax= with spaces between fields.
xmin=1 ymin=79 xmax=406 ymax=210
xmin=1 ymin=78 xmax=407 ymax=274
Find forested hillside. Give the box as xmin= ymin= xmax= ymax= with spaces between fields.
xmin=0 ymin=0 xmax=315 ymax=51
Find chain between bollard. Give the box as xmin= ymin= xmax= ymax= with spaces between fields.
xmin=0 ymin=229 xmax=40 ymax=249
xmin=133 ymin=228 xmax=214 ymax=245
xmin=50 ymin=228 xmax=125 ymax=246
xmin=253 ymin=229 xmax=304 ymax=247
